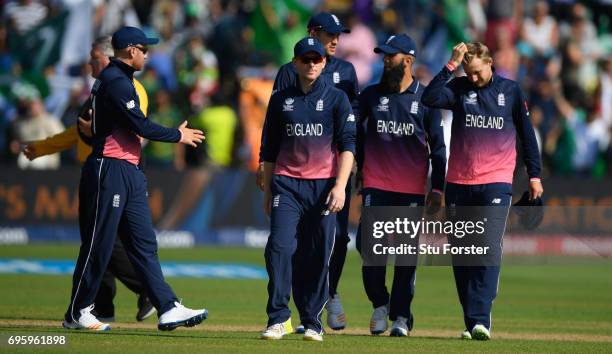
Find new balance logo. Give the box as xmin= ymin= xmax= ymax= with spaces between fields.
xmin=347 ymin=114 xmax=355 ymax=122
xmin=126 ymin=100 xmax=135 ymax=109
xmin=112 ymin=194 xmax=120 ymax=208
xmin=364 ymin=194 xmax=371 ymax=207
xmin=273 ymin=195 xmax=280 ymax=208
xmin=492 ymin=198 xmax=501 ymax=204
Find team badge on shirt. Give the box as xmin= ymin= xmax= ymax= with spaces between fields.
xmin=410 ymin=101 xmax=419 ymax=114
xmin=316 ymin=99 xmax=324 ymax=111
xmin=465 ymin=91 xmax=477 ymax=105
xmin=377 ymin=96 xmax=390 ymax=112
xmin=333 ymin=72 xmax=340 ymax=83
xmin=283 ymin=97 xmax=294 ymax=111
xmin=497 ymin=93 xmax=505 ymax=106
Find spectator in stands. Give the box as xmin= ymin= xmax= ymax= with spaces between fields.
xmin=144 ymin=89 xmax=184 ymax=170
xmin=520 ymin=0 xmax=559 ymax=58
xmin=3 ymin=0 xmax=48 ymax=35
xmin=9 ymin=91 xmax=63 ymax=169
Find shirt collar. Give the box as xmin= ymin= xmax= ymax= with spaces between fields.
xmin=110 ymin=57 xmax=136 ymax=78
xmin=401 ymin=77 xmax=420 ymax=94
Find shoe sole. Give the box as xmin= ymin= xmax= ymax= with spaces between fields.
xmin=370 ymin=330 xmax=386 ymax=335
xmin=303 ymin=336 xmax=323 ymax=342
xmin=260 ymin=334 xmax=283 ymax=340
xmin=329 ymin=325 xmax=345 ymax=331
xmin=137 ymin=307 xmax=157 ymax=322
xmin=158 ymin=310 xmax=208 ymax=331
xmin=390 ymin=328 xmax=408 ymax=337
xmin=62 ymin=321 xmax=111 ymax=331
xmin=472 ymin=329 xmax=490 ymax=341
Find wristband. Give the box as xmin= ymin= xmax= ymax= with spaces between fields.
xmin=431 ymin=189 xmax=444 ymax=195
xmin=445 ymin=60 xmax=457 ymax=72
xmin=178 ymin=129 xmax=184 ymax=143
xmin=529 ymin=178 xmax=541 ymax=183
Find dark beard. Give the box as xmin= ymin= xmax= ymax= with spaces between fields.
xmin=379 ymin=61 xmax=405 ymax=93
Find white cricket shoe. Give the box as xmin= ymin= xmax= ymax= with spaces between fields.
xmin=369 ymin=304 xmax=389 ymax=335
xmin=261 ymin=323 xmax=289 ymax=340
xmin=471 ymin=324 xmax=491 ymax=340
xmin=326 ymin=294 xmax=346 ymax=330
xmin=158 ymin=301 xmax=207 ymax=331
xmin=62 ymin=305 xmax=111 ymax=331
xmin=389 ymin=316 xmax=409 ymax=337
xmin=461 ymin=329 xmax=472 ymax=339
xmin=303 ymin=328 xmax=323 ymax=341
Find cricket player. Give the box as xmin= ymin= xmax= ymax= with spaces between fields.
xmin=24 ymin=36 xmax=155 ymax=323
xmin=63 ymin=26 xmax=206 ymax=331
xmin=257 ymin=11 xmax=358 ymax=332
xmin=260 ymin=37 xmax=356 ymax=341
xmin=356 ymin=34 xmax=446 ymax=336
xmin=421 ymin=42 xmax=543 ymax=340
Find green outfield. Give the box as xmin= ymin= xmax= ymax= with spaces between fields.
xmin=0 ymin=245 xmax=611 ymax=353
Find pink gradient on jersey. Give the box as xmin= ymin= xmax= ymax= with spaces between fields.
xmin=363 ymin=139 xmax=429 ymax=195
xmin=103 ymin=128 xmax=141 ymax=165
xmin=274 ymin=137 xmax=338 ymax=179
xmin=447 ymin=127 xmax=516 ymax=185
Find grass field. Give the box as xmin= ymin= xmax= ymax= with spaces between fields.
xmin=0 ymin=245 xmax=611 ymax=353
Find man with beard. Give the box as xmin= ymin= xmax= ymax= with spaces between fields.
xmin=356 ymin=34 xmax=446 ymax=336
xmin=257 ymin=12 xmax=358 ymax=332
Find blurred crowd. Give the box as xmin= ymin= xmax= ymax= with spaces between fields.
xmin=0 ymin=0 xmax=611 ymax=178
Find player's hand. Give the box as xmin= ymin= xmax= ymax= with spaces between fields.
xmin=264 ymin=191 xmax=272 ymax=217
xmin=256 ymin=163 xmax=265 ymax=191
xmin=425 ymin=191 xmax=443 ymax=215
xmin=529 ymin=179 xmax=544 ymax=201
xmin=178 ymin=121 xmax=205 ymax=147
xmin=78 ymin=112 xmax=93 ymax=137
xmin=23 ymin=143 xmax=37 ymax=160
xmin=450 ymin=42 xmax=468 ymax=67
xmin=326 ymin=184 xmax=346 ymax=213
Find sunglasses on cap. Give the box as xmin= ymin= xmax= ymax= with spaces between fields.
xmin=298 ymin=55 xmax=324 ymax=64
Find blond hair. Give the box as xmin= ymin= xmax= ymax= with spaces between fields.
xmin=464 ymin=42 xmax=492 ymax=64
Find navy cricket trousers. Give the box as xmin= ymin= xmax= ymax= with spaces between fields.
xmin=445 ymin=182 xmax=512 ymax=331
xmin=265 ymin=175 xmax=337 ymax=333
xmin=67 ymin=157 xmax=177 ymax=321
xmin=356 ymin=188 xmax=424 ymax=326
xmin=328 ymin=173 xmax=352 ymax=297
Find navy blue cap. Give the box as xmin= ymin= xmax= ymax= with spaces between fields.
xmin=374 ymin=34 xmax=417 ymax=56
xmin=294 ymin=37 xmax=325 ymax=57
xmin=307 ymin=12 xmax=350 ymax=34
xmin=111 ymin=26 xmax=159 ymax=50
xmin=512 ymin=191 xmax=544 ymax=230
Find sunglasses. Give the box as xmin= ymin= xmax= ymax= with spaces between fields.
xmin=131 ymin=45 xmax=148 ymax=54
xmin=298 ymin=55 xmax=324 ymax=64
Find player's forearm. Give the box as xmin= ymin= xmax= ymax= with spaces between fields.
xmin=32 ymin=126 xmax=79 ymax=157
xmin=335 ymin=151 xmax=354 ymax=189
xmin=421 ymin=67 xmax=456 ymax=109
